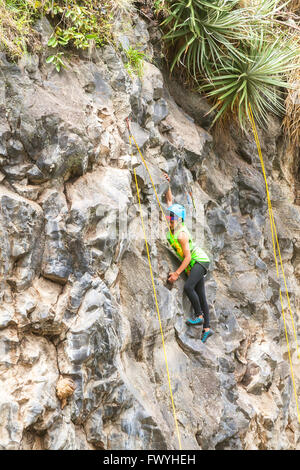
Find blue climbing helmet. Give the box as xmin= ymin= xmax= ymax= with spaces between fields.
xmin=166 ymin=204 xmax=186 ymax=221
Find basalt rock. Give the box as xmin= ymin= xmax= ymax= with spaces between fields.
xmin=0 ymin=9 xmax=299 ymax=451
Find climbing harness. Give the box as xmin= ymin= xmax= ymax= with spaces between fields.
xmin=126 ymin=118 xmax=182 ymax=450
xmin=248 ymin=103 xmax=300 ymax=424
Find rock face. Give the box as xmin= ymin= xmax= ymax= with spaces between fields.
xmin=0 ymin=12 xmax=300 ymax=450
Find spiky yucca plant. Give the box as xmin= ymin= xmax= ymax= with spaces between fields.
xmin=161 ymin=0 xmax=252 ymax=79
xmin=160 ymin=0 xmax=299 ymax=129
xmin=200 ymin=33 xmax=298 ymax=129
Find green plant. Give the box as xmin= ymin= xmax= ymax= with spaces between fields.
xmin=45 ymin=1 xmax=113 ymax=50
xmin=0 ymin=0 xmax=115 ymax=64
xmin=0 ymin=0 xmax=41 ymax=57
xmin=200 ymin=33 xmax=298 ymax=129
xmin=160 ymin=0 xmax=299 ymax=129
xmin=153 ymin=0 xmax=166 ymax=14
xmin=45 ymin=51 xmax=65 ymax=71
xmin=124 ymin=46 xmax=147 ymax=77
xmin=161 ymin=0 xmax=252 ymax=79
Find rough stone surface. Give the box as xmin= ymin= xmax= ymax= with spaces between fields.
xmin=0 ymin=10 xmax=299 ymax=450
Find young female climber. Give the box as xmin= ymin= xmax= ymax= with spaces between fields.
xmin=163 ymin=173 xmax=213 ymax=343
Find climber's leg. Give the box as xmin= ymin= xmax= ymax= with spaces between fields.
xmin=184 ymin=263 xmax=206 ymax=324
xmin=194 ymin=271 xmax=214 ymax=342
xmin=201 ymin=329 xmax=214 ymax=343
xmin=195 ymin=275 xmax=210 ymax=330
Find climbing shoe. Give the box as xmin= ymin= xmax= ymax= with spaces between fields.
xmin=186 ymin=317 xmax=204 ymax=326
xmin=201 ymin=329 xmax=214 ymax=343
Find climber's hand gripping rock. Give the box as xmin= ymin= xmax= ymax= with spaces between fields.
xmin=168 ymin=271 xmax=179 ymax=283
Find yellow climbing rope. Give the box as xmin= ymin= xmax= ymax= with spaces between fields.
xmin=128 ymin=128 xmax=182 ymax=450
xmin=248 ymin=103 xmax=300 ymax=424
xmin=127 ymin=102 xmax=300 ymax=439
xmin=129 ymin=131 xmax=172 ymax=231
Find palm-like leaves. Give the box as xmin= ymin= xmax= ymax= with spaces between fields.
xmin=200 ymin=34 xmax=298 ymax=129
xmin=160 ymin=0 xmax=299 ymax=129
xmin=162 ymin=0 xmax=251 ymax=78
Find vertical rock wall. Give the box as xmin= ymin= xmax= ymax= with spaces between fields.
xmin=0 ymin=12 xmax=299 ymax=450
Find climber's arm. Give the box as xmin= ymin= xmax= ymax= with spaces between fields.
xmin=163 ymin=173 xmax=173 ymax=207
xmin=168 ymin=232 xmax=191 ymax=283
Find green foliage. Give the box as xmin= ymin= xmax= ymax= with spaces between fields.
xmin=153 ymin=0 xmax=168 ymax=15
xmin=160 ymin=0 xmax=299 ymax=129
xmin=45 ymin=0 xmax=113 ymax=52
xmin=0 ymin=0 xmax=41 ymax=57
xmin=161 ymin=0 xmax=251 ymax=78
xmin=200 ymin=33 xmax=298 ymax=128
xmin=45 ymin=51 xmax=65 ymax=72
xmin=0 ymin=0 xmax=117 ymax=70
xmin=124 ymin=46 xmax=147 ymax=77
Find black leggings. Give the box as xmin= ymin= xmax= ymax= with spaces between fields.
xmin=184 ymin=262 xmax=210 ymax=329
